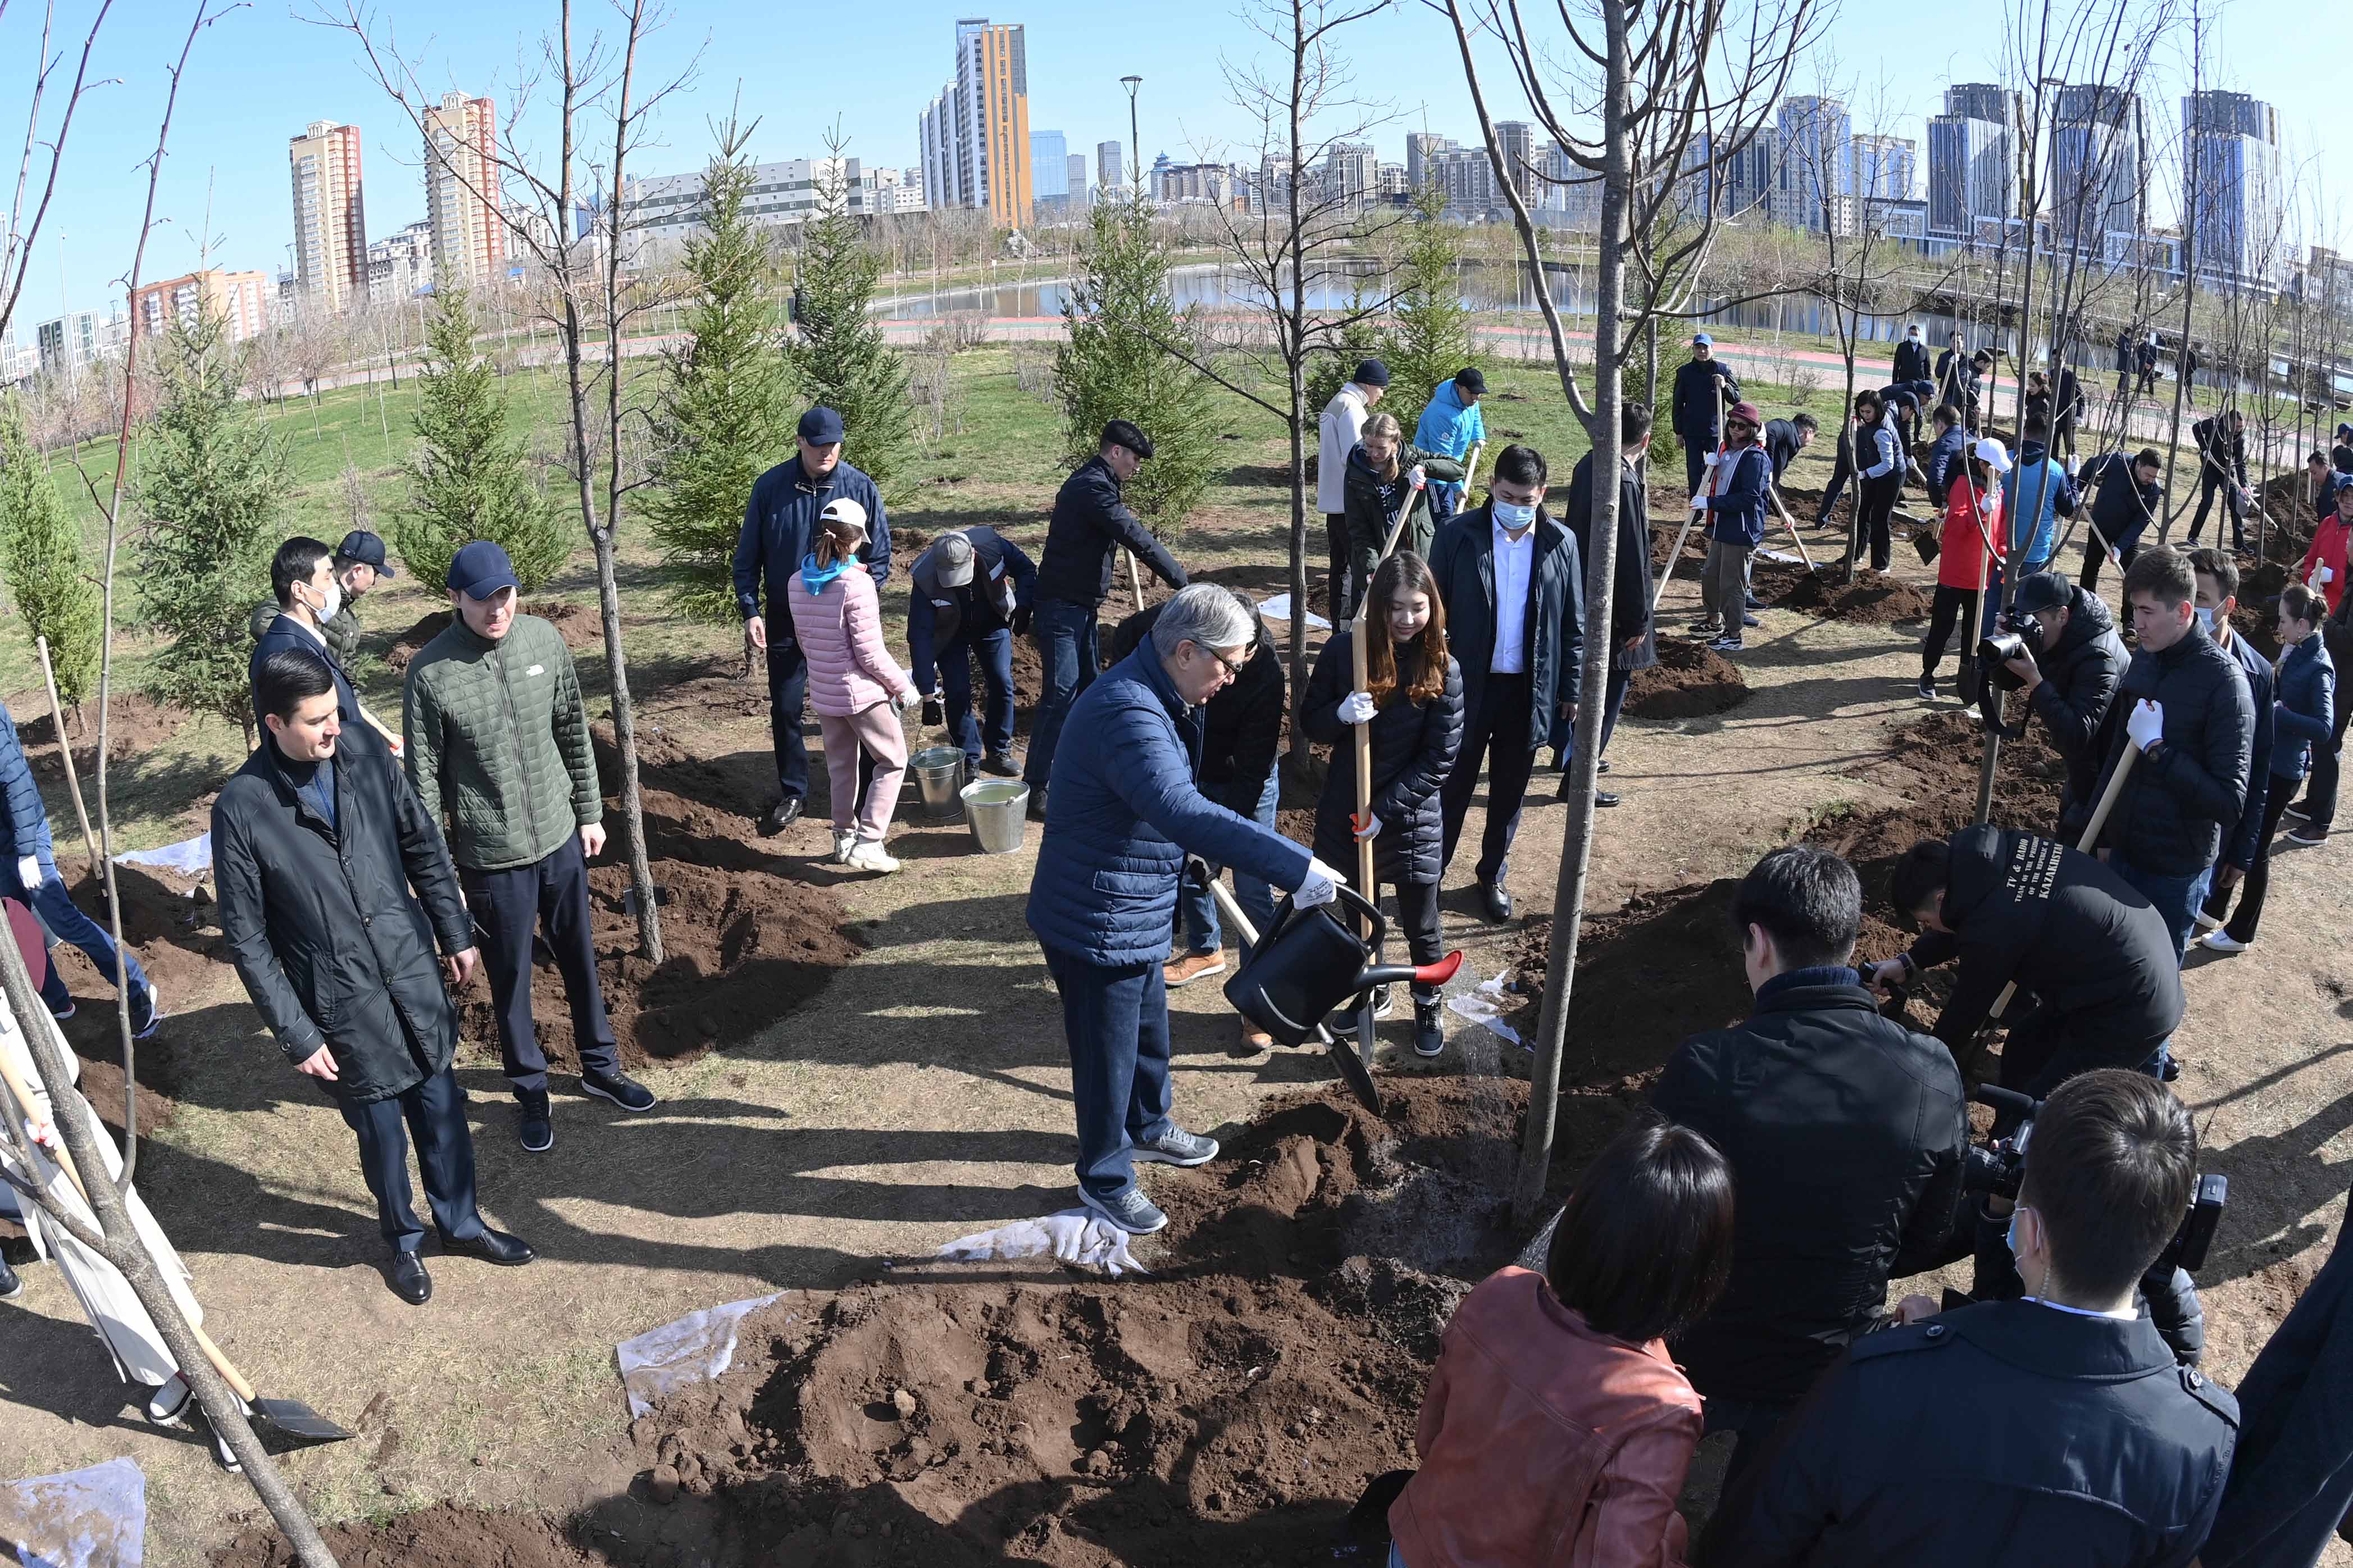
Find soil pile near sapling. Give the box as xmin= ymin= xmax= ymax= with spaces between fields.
xmin=216 ymin=1507 xmax=601 ymax=1568
xmin=1624 ymin=637 xmax=1749 ymax=719
xmin=1770 ymin=566 xmax=1934 ymax=625
xmin=383 ymin=600 xmax=600 ymax=672
xmin=16 ymin=693 xmax=190 ymax=774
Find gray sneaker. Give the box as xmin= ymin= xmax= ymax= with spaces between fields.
xmin=1081 ymin=1185 xmax=1169 ymax=1234
xmin=1131 ymin=1125 xmax=1219 ymax=1166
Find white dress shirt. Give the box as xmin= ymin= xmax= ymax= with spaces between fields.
xmin=1490 ymin=517 xmax=1535 ymax=674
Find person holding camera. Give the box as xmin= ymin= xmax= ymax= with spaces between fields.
xmin=1699 ymin=1070 xmax=2239 ymax=1568
xmin=1994 ymin=572 xmax=2127 ymax=836
xmin=1874 ymin=825 xmax=2183 ymax=1096
xmin=1389 ymin=1120 xmax=1735 ymax=1568
xmin=2199 ymin=583 xmax=2333 ymax=954
xmin=1651 ymin=846 xmax=1967 ymax=1483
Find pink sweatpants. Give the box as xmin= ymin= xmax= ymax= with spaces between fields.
xmin=818 ymin=704 xmax=909 ymax=840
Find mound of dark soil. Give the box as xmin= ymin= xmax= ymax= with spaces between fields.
xmin=16 ymin=692 xmax=190 ymax=771
xmin=1770 ymin=566 xmax=1933 ymax=624
xmin=384 ymin=601 xmax=599 ymax=672
xmin=1624 ymin=637 xmax=1749 ymax=719
xmin=217 ymin=1507 xmax=597 ymax=1568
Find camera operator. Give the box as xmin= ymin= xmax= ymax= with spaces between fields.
xmin=1993 ymin=572 xmax=2127 ymax=836
xmin=1652 ymin=846 xmax=1967 ymax=1483
xmin=1699 ymin=1070 xmax=2238 ymax=1568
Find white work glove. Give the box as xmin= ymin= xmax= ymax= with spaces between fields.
xmin=1351 ymin=809 xmax=1382 ymax=842
xmin=14 ymin=856 xmax=38 ymax=891
xmin=19 ymin=1114 xmax=60 ymax=1154
xmin=1408 ymin=465 xmax=1427 ymax=491
xmin=895 ymin=686 xmax=923 ymax=713
xmin=2322 ymin=566 xmax=2335 ymax=585
xmin=1295 ymin=856 xmax=1350 ymax=909
xmin=2126 ymin=698 xmax=2165 ymax=753
xmin=1703 ymin=449 xmax=1722 ymax=468
xmin=1336 ymin=689 xmax=1378 ymax=725
xmin=1690 ymin=494 xmax=1710 ymax=512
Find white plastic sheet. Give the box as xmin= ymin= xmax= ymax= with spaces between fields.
xmin=1255 ymin=594 xmax=1332 ymax=631
xmin=923 ymin=1209 xmax=1148 ymax=1278
xmin=1445 ymin=969 xmax=1526 ymax=1049
xmin=111 ymin=833 xmax=210 ymax=878
xmin=0 ymin=1457 xmax=146 ymax=1568
xmin=614 ymin=1291 xmax=790 ymax=1419
xmin=1755 ymin=548 xmax=1806 ymax=566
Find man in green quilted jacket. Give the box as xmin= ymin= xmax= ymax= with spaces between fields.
xmin=403 ymin=541 xmax=658 ymax=1154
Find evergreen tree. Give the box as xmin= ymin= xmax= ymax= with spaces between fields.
xmin=136 ymin=308 xmax=287 ymax=738
xmin=1054 ymin=199 xmax=1219 ymax=537
xmin=783 ymin=151 xmax=916 ymax=502
xmin=400 ymin=289 xmax=569 ymax=594
xmin=647 ymin=125 xmax=794 ymax=622
xmin=0 ymin=392 xmax=100 ymax=709
xmin=1380 ymin=188 xmax=1476 ymax=435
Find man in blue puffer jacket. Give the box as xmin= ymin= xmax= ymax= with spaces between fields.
xmin=1026 ymin=585 xmax=1344 ymax=1237
xmin=0 ymin=701 xmax=158 ymax=1034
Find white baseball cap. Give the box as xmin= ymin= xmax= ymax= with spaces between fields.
xmin=820 ymin=497 xmax=868 ymax=532
xmin=1973 ymin=437 xmax=2013 ymax=473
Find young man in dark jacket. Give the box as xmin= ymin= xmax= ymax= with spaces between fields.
xmin=2075 ymin=446 xmax=2164 ymax=592
xmin=1555 ymin=401 xmax=1659 ymax=804
xmin=733 ymin=405 xmax=891 ymax=834
xmin=908 ymin=526 xmax=1036 ymax=778
xmin=2088 ymin=548 xmax=2255 ymax=959
xmin=1672 ymin=332 xmax=1741 ymax=498
xmin=252 ymin=535 xmax=398 ymax=756
xmin=1701 ymin=1070 xmax=2238 ymax=1568
xmin=217 ymin=651 xmax=534 ymax=1305
xmin=1997 ymin=573 xmax=2128 ymax=834
xmin=2188 ymin=549 xmax=2275 ymax=945
xmin=1431 ymin=444 xmax=1583 ymax=922
xmin=1651 ymin=846 xmax=1967 ymax=1483
xmin=2187 ymin=409 xmax=2252 ymax=552
xmin=1920 ymin=404 xmax=1968 ymax=509
xmin=1762 ymin=412 xmax=1817 ymax=486
xmin=1892 ymin=323 xmax=1931 ymax=385
xmin=1022 ymin=420 xmax=1190 ymax=814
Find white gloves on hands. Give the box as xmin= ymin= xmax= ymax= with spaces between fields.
xmin=895 ymin=686 xmax=923 ymax=713
xmin=1295 ymin=856 xmax=1350 ymax=909
xmin=1337 ymin=689 xmax=1378 ymax=725
xmin=2320 ymin=566 xmax=2336 ymax=585
xmin=15 ymin=856 xmax=38 ymax=891
xmin=1703 ymin=449 xmax=1723 ymax=468
xmin=1691 ymin=495 xmax=1710 ymax=511
xmin=1408 ymin=465 xmax=1427 ymax=491
xmin=1352 ymin=810 xmax=1382 ymax=842
xmin=2126 ymin=698 xmax=2165 ymax=753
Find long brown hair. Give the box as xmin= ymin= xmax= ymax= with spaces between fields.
xmin=1362 ymin=411 xmax=1404 ymax=481
xmin=1364 ymin=551 xmax=1448 ymax=706
xmin=812 ymin=512 xmax=867 ymax=569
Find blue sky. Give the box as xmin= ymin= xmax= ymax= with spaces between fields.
xmin=2 ymin=0 xmax=2339 ymax=327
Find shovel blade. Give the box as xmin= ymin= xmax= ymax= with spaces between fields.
xmin=250 ymin=1397 xmax=353 ymax=1443
xmin=1323 ymin=1021 xmax=1383 ymax=1115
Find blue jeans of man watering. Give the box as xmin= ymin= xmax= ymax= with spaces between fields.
xmin=1042 ymin=944 xmax=1173 ymax=1203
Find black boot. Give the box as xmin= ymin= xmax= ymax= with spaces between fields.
xmin=0 ymin=1252 xmax=20 ymax=1300
xmin=1412 ymin=995 xmax=1445 ymax=1059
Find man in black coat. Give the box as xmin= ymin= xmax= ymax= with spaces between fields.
xmin=1996 ymin=573 xmax=2128 ymax=833
xmin=2190 ymin=549 xmax=2275 ymax=946
xmin=1652 ymin=846 xmax=1967 ymax=1483
xmin=908 ymin=526 xmax=1037 ymax=778
xmin=2075 ymin=446 xmax=2164 ymax=592
xmin=1892 ymin=323 xmax=1932 ymax=385
xmin=1700 ymin=1070 xmax=2238 ymax=1568
xmin=213 ymin=652 xmax=534 ymax=1306
xmin=1554 ymin=401 xmax=1659 ymax=805
xmin=1872 ymin=824 xmax=2183 ymax=1095
xmin=2090 ymin=548 xmax=2255 ymax=958
xmin=2051 ymin=360 xmax=2086 ymax=462
xmin=1763 ymin=412 xmax=1817 ymax=486
xmin=1023 ymin=420 xmax=1190 ymax=813
xmin=2187 ymin=409 xmax=2252 ymax=552
xmin=1920 ymin=404 xmax=1967 ymax=509
xmin=1672 ymin=332 xmax=1741 ymax=498
xmin=1430 ymin=443 xmax=1583 ymax=923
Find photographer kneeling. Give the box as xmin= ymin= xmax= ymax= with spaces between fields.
xmin=1991 ymin=572 xmax=2127 ymax=836
xmin=1699 ymin=1070 xmax=2238 ymax=1568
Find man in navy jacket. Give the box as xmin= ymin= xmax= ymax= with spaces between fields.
xmin=734 ymin=406 xmax=890 ymax=834
xmin=1672 ymin=332 xmax=1741 ymax=498
xmin=908 ymin=526 xmax=1036 ymax=778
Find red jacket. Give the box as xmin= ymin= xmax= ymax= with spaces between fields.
xmin=2299 ymin=515 xmax=2348 ymax=613
xmin=1391 ymin=1268 xmax=1703 ymax=1568
xmin=1937 ymin=479 xmax=2005 ymax=592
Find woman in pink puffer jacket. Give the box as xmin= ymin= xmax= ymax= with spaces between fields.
xmin=786 ymin=500 xmax=920 ymax=873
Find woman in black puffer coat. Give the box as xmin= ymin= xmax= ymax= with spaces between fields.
xmin=1303 ymin=551 xmax=1465 ymax=1058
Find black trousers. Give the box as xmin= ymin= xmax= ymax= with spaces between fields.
xmin=336 ymin=1065 xmax=485 ymax=1252
xmin=1373 ymin=878 xmax=1446 ymax=1004
xmin=2304 ymin=687 xmax=2353 ymax=831
xmin=1325 ymin=512 xmax=1356 ymax=622
xmin=2078 ymin=530 xmax=2141 ymax=593
xmin=463 ymin=837 xmax=619 ymax=1093
xmin=1440 ymin=672 xmax=1537 ymax=887
xmin=2202 ymin=782 xmax=2295 ymax=942
xmin=2189 ymin=471 xmax=2247 ymax=549
xmin=1921 ymin=584 xmax=1990 ymax=682
xmin=765 ymin=640 xmax=811 ymax=801
xmin=1856 ymin=474 xmax=1901 ymax=571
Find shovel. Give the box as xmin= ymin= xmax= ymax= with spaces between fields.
xmin=0 ymin=1049 xmax=352 ymax=1443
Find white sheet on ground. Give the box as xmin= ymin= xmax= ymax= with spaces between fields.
xmin=1255 ymin=594 xmax=1332 ymax=631
xmin=1446 ymin=969 xmax=1526 ymax=1049
xmin=615 ymin=1291 xmax=790 ymax=1419
xmin=111 ymin=834 xmax=210 ymax=878
xmin=0 ymin=1457 xmax=146 ymax=1568
xmin=925 ymin=1210 xmax=1148 ymax=1278
xmin=1755 ymin=548 xmax=1805 ymax=564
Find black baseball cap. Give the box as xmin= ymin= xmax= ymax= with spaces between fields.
xmin=334 ymin=530 xmax=395 ymax=577
xmin=2011 ymin=572 xmax=2072 ymax=615
xmin=1454 ymin=367 xmax=1486 ymax=395
xmin=448 ymin=540 xmax=520 ymax=599
xmin=798 ymin=406 xmax=845 ymax=444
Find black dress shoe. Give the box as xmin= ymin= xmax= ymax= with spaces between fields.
xmin=0 ymin=1253 xmax=22 ymax=1300
xmin=758 ymin=795 xmax=804 ymax=835
xmin=980 ymin=751 xmax=1021 ymax=777
xmin=1479 ymin=881 xmax=1514 ymax=923
xmin=1594 ymin=790 xmax=1621 ymax=808
xmin=443 ymin=1228 xmax=536 ymax=1266
xmin=389 ymin=1250 xmax=433 ymax=1305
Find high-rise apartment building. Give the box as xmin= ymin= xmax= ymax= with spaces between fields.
xmin=1067 ymin=153 xmax=1089 ymax=207
xmin=1325 ymin=142 xmax=1377 ymax=202
xmin=1405 ymin=132 xmax=1455 ymax=192
xmin=2184 ymin=89 xmax=2281 ymax=284
xmin=1850 ymin=134 xmax=1914 ymax=202
xmin=1097 ymin=139 xmax=1123 ymax=196
xmin=2049 ymin=84 xmax=2146 ymax=252
xmin=1031 ymin=129 xmax=1068 ymax=200
xmin=1772 ymin=96 xmax=1852 ymax=232
xmin=288 ymin=120 xmax=366 ymax=312
xmin=1927 ymin=85 xmax=2019 ymax=239
xmin=424 ymin=92 xmax=508 ymax=291
xmin=132 ymin=268 xmax=272 ymax=343
xmin=917 ymin=19 xmax=1032 ymax=227
xmin=1494 ymin=122 xmax=1542 ymax=204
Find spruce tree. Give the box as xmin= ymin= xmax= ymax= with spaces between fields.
xmin=136 ymin=308 xmax=288 ymax=739
xmin=1054 ymin=199 xmax=1219 ymax=537
xmin=400 ymin=289 xmax=569 ymax=594
xmin=783 ymin=148 xmax=916 ymax=501
xmin=1380 ymin=188 xmax=1476 ymax=436
xmin=647 ymin=125 xmax=793 ymax=621
xmin=0 ymin=392 xmax=100 ymax=709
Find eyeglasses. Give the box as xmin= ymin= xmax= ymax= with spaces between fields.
xmin=1198 ymin=643 xmax=1251 ymax=680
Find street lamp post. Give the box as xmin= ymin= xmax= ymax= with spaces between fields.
xmin=1121 ymin=75 xmax=1142 ymax=203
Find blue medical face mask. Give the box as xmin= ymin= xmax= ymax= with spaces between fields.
xmin=2194 ymin=605 xmax=2217 ymax=633
xmin=2006 ymin=1209 xmax=2022 ymax=1256
xmin=1493 ymin=499 xmax=1537 ymax=532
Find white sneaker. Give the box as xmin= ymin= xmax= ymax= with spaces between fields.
xmin=2198 ymin=929 xmax=2248 ymax=954
xmin=830 ymin=829 xmax=854 ymax=864
xmin=844 ymin=838 xmax=900 ymax=874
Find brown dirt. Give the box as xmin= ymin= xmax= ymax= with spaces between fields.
xmin=215 ymin=1507 xmax=599 ymax=1568
xmin=15 ymin=692 xmax=191 ymax=773
xmin=383 ymin=601 xmax=601 ymax=672
xmin=1623 ymin=638 xmax=1749 ymax=719
xmin=1766 ymin=566 xmax=1934 ymax=625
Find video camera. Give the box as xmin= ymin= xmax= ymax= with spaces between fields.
xmin=1963 ymin=1084 xmax=2228 ymax=1273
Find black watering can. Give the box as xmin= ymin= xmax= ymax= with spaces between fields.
xmin=1224 ymin=884 xmax=1464 ymax=1049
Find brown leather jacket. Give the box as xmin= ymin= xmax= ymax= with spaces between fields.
xmin=1391 ymin=1268 xmax=1704 ymax=1568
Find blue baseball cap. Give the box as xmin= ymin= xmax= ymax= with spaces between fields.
xmin=798 ymin=405 xmax=845 ymax=444
xmin=448 ymin=540 xmax=520 ymax=599
xmin=1692 ymin=331 xmax=1714 ymax=348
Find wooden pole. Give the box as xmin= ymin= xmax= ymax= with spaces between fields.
xmin=34 ymin=637 xmax=101 ymax=883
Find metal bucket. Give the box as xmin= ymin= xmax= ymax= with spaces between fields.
xmin=909 ymin=746 xmax=966 ymax=816
xmin=960 ymin=779 xmax=1031 ymax=854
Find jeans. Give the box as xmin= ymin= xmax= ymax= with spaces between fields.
xmin=1041 ymin=943 xmax=1173 ymax=1202
xmin=1705 ymin=1393 xmax=1794 ymax=1489
xmin=1390 ymin=1545 xmax=1411 ymax=1568
xmin=764 ymin=639 xmax=812 ymax=802
xmin=6 ymin=858 xmax=152 ymax=1018
xmin=461 ymin=837 xmax=620 ymax=1093
xmin=2111 ymin=853 xmax=2215 ymax=960
xmin=1023 ymin=598 xmax=1098 ymax=792
xmin=935 ymin=626 xmax=1016 ymax=764
xmin=334 ymin=1065 xmax=486 ymax=1252
xmin=1440 ymin=672 xmax=1536 ymax=886
xmin=1177 ymin=769 xmax=1281 ymax=955
xmin=1428 ymin=481 xmax=1460 ymax=532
